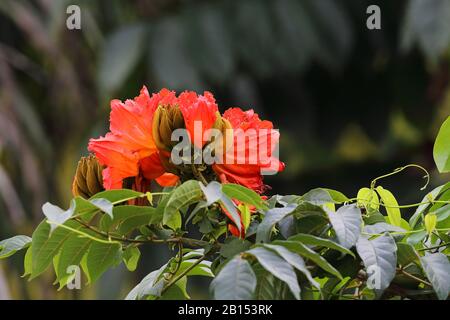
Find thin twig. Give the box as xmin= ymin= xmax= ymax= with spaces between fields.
xmin=397 ymin=268 xmax=432 ymax=287
xmin=161 ymin=254 xmax=208 ymax=295
xmin=74 ymin=218 xmax=211 ymax=247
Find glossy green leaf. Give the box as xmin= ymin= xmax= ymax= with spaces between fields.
xmin=30 ymin=220 xmax=82 ymax=279
xmin=160 ymin=276 xmax=189 ymax=300
xmin=420 ymin=253 xmax=450 ymax=300
xmin=247 ymin=247 xmax=301 ymax=299
xmin=220 ymin=237 xmax=252 ymax=258
xmin=425 ymin=213 xmax=437 ymax=235
xmin=356 ymin=234 xmax=397 ymax=293
xmin=273 ymin=240 xmax=342 ymax=279
xmin=164 ymin=180 xmax=202 ymax=229
xmin=327 ymin=204 xmax=362 ymax=249
xmin=55 ymin=233 xmax=92 ymax=288
xmin=288 ymin=233 xmax=354 ymax=257
xmin=84 ymin=241 xmax=122 ymax=283
xmin=125 ymin=263 xmax=169 ymax=300
xmin=357 ymin=187 xmax=380 ymax=211
xmin=397 ymin=243 xmax=418 ymax=266
xmin=100 ymin=205 xmax=157 ymax=232
xmin=199 ymin=181 xmax=242 ymax=233
xmin=90 ymin=189 xmax=143 ymax=204
xmin=434 ymin=115 xmax=450 ymax=172
xmin=262 ymin=244 xmax=320 ymax=289
xmin=409 ymin=183 xmax=450 ymax=228
xmin=376 ymin=186 xmax=402 ymax=227
xmin=210 ymin=256 xmax=256 ymax=300
xmin=177 ymin=259 xmax=213 ymax=277
xmin=222 ymin=183 xmax=268 ymax=210
xmin=256 ymin=204 xmax=298 ymax=243
xmin=123 ymin=246 xmax=141 ymax=272
xmin=0 ymin=235 xmax=31 ymax=259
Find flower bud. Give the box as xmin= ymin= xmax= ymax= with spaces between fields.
xmin=152 ymin=105 xmax=185 ymax=151
xmin=72 ymin=155 xmax=104 ymax=198
xmin=209 ymin=112 xmax=233 ymax=160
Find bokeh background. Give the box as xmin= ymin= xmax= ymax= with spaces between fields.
xmin=1 ymin=0 xmax=450 ymax=299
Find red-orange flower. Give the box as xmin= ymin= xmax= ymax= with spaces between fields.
xmin=86 ymin=86 xmax=284 ymax=238
xmin=178 ymin=91 xmax=218 ymax=148
xmin=88 ymin=87 xmax=221 ymax=190
xmin=88 ymin=86 xmax=178 ymax=189
xmin=213 ymin=108 xmax=285 ymax=194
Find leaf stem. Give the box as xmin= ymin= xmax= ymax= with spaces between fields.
xmin=73 ymin=217 xmax=211 ymax=247
xmin=160 ymin=254 xmax=208 ymax=296
xmin=418 ymin=242 xmax=450 ymax=252
xmin=397 ymin=268 xmax=432 ymax=287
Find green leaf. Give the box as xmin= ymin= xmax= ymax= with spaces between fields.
xmin=90 ymin=189 xmax=143 ymax=204
xmin=125 ymin=263 xmax=169 ymax=300
xmin=256 ymin=204 xmax=298 ymax=243
xmin=376 ymin=186 xmax=402 ymax=227
xmin=43 ymin=198 xmax=114 ymax=232
xmin=55 ymin=233 xmax=92 ymax=288
xmin=420 ymin=253 xmax=450 ymax=300
xmin=409 ymin=182 xmax=450 ymax=228
xmin=323 ymin=188 xmax=349 ymax=203
xmin=434 ymin=117 xmax=450 ymax=172
xmin=327 ymin=204 xmax=362 ymax=249
xmin=273 ymin=240 xmax=342 ymax=279
xmin=0 ymin=235 xmax=31 ymax=259
xmin=164 ymin=211 xmax=182 ymax=230
xmin=22 ymin=246 xmax=32 ymax=277
xmin=254 ymin=266 xmax=285 ymax=300
xmin=199 ymin=181 xmax=242 ymax=233
xmin=210 ymin=256 xmax=257 ymax=300
xmin=425 ymin=213 xmax=437 ymax=235
xmin=160 ymin=276 xmax=189 ymax=300
xmin=406 ymin=230 xmax=427 ymax=245
xmin=363 ymin=222 xmax=406 ymax=235
xmin=301 ymin=188 xmax=334 ymax=205
xmin=222 ymin=183 xmax=268 ymax=210
xmin=239 ymin=203 xmax=251 ymax=231
xmin=220 ymin=237 xmax=252 ymax=259
xmin=288 ymin=233 xmax=354 ymax=257
xmin=262 ymin=244 xmax=320 ymax=289
xmin=247 ymin=247 xmax=301 ymax=299
xmin=42 ymin=201 xmax=75 ymax=232
xmin=75 ymin=197 xmax=114 ymax=219
xmin=397 ymin=243 xmax=418 ymax=266
xmin=357 ymin=187 xmax=380 ymax=211
xmin=100 ymin=205 xmax=157 ymax=232
xmin=164 ymin=180 xmax=202 ymax=229
xmin=123 ymin=246 xmax=141 ymax=272
xmin=88 ymin=198 xmax=113 ymax=218
xmin=177 ymin=259 xmax=214 ymax=277
xmin=84 ymin=241 xmax=122 ymax=283
xmin=435 ymin=204 xmax=450 ymax=223
xmin=356 ymin=234 xmax=397 ymax=293
xmin=30 ymin=220 xmax=82 ymax=279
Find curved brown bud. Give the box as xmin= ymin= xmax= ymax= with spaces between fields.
xmin=72 ymin=155 xmax=104 ymax=198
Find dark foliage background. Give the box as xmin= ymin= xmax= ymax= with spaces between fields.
xmin=0 ymin=0 xmax=450 ymax=299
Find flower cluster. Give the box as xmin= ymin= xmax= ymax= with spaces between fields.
xmin=82 ymin=86 xmax=284 ymax=236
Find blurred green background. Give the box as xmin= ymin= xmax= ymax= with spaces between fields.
xmin=1 ymin=0 xmax=450 ymax=299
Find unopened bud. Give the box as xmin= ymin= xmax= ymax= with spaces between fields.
xmin=152 ymin=105 xmax=185 ymax=151
xmin=72 ymin=155 xmax=104 ymax=198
